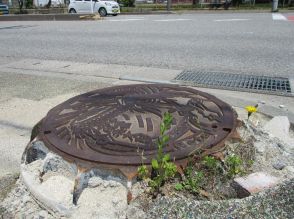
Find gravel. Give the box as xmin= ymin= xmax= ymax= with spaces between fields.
xmin=147 ymin=178 xmax=294 ymax=219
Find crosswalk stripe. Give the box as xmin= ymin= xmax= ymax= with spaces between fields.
xmin=272 ymin=13 xmax=287 ymax=20
xmin=108 ymin=19 xmax=145 ymax=22
xmin=153 ymin=19 xmax=192 ymax=22
xmin=214 ymin=18 xmax=250 ymax=22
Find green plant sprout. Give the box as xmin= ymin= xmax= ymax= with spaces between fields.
xmin=202 ymin=155 xmax=221 ymax=173
xmin=225 ymin=154 xmax=243 ymax=177
xmin=175 ymin=166 xmax=204 ymax=194
xmin=138 ymin=112 xmax=177 ymax=196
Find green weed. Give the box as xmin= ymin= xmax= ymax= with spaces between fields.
xmin=138 ymin=112 xmax=177 ymax=196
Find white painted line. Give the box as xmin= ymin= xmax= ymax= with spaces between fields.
xmin=124 ymin=16 xmax=145 ymax=19
xmin=214 ymin=18 xmax=250 ymax=22
xmin=107 ymin=19 xmax=145 ymax=22
xmin=272 ymin=13 xmax=287 ymax=20
xmin=153 ymin=19 xmax=192 ymax=22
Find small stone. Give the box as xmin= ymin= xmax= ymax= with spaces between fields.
xmin=109 ymin=181 xmax=119 ymax=187
xmin=103 ymin=181 xmax=110 ymax=188
xmin=276 ymin=142 xmax=285 ymax=149
xmin=100 ymin=187 xmax=105 ymax=192
xmin=254 ymin=141 xmax=266 ymax=154
xmin=249 ymin=113 xmax=260 ymax=127
xmin=232 ymin=172 xmax=279 ymax=198
xmin=279 ymin=105 xmax=285 ymax=108
xmin=22 ymin=195 xmax=31 ymax=204
xmin=88 ymin=177 xmax=103 ymax=188
xmin=284 ymin=166 xmax=294 ymax=173
xmin=272 ymin=161 xmax=286 ymax=170
xmin=260 ymin=101 xmax=266 ymax=104
xmin=112 ymin=197 xmax=120 ymax=206
xmin=126 ymin=205 xmax=146 ymax=219
xmin=38 ymin=210 xmax=48 ymax=218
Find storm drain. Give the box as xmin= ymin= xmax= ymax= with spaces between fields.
xmin=173 ymin=70 xmax=292 ymax=96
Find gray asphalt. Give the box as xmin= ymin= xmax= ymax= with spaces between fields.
xmin=0 ymin=13 xmax=293 ymax=77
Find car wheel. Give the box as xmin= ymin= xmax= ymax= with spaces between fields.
xmin=112 ymin=14 xmax=118 ymax=16
xmin=99 ymin=8 xmax=107 ymax=17
xmin=69 ymin=9 xmax=76 ymax=14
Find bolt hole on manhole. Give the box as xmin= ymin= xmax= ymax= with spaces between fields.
xmin=19 ymin=84 xmax=294 ymax=217
xmin=173 ymin=70 xmax=293 ymax=96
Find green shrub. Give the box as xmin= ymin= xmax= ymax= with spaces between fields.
xmin=119 ymin=0 xmax=135 ymax=7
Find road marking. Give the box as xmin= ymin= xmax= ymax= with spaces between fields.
xmin=153 ymin=19 xmax=192 ymax=22
xmin=107 ymin=18 xmax=145 ymax=22
xmin=214 ymin=18 xmax=250 ymax=22
xmin=244 ymin=32 xmax=254 ymax=34
xmin=286 ymin=15 xmax=294 ymax=21
xmin=272 ymin=13 xmax=287 ymax=20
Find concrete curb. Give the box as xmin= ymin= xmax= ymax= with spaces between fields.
xmin=0 ymin=14 xmax=81 ymax=21
xmin=0 ymin=12 xmax=174 ymax=21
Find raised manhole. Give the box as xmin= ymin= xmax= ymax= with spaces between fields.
xmin=37 ymin=84 xmax=236 ymax=175
xmin=173 ymin=70 xmax=292 ymax=96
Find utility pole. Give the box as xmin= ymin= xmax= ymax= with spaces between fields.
xmin=272 ymin=0 xmax=279 ymax=12
xmin=167 ymin=0 xmax=171 ymax=11
xmin=91 ymin=0 xmax=94 ymax=14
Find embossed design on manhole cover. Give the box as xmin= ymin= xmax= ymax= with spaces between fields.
xmin=40 ymin=84 xmax=236 ymax=166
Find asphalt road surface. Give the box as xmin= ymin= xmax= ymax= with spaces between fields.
xmin=0 ymin=12 xmax=293 ymax=77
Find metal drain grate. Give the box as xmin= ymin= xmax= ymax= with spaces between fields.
xmin=173 ymin=70 xmax=292 ymax=96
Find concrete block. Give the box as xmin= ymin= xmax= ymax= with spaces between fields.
xmin=232 ymin=172 xmax=279 ymax=198
xmin=263 ymin=116 xmax=290 ymax=139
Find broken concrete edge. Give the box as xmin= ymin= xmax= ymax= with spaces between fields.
xmin=20 ymin=140 xmax=74 ymax=217
xmin=232 ymin=172 xmax=280 ymax=198
xmin=20 ymin=139 xmax=132 ymax=217
xmin=20 ymin=166 xmax=72 ymax=218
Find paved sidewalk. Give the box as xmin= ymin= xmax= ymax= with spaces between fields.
xmin=0 ymin=58 xmax=293 ymax=179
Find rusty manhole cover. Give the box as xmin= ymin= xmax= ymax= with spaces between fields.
xmin=39 ymin=84 xmax=236 ymax=170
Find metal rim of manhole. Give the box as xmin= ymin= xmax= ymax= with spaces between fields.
xmin=39 ymin=84 xmax=237 ymax=168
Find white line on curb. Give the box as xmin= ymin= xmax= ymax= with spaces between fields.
xmin=272 ymin=13 xmax=287 ymax=20
xmin=214 ymin=18 xmax=250 ymax=22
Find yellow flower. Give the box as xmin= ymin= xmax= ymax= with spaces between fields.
xmin=245 ymin=104 xmax=258 ymax=118
xmin=245 ymin=106 xmax=257 ymax=113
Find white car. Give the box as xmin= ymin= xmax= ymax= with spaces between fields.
xmin=68 ymin=0 xmax=120 ymax=17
